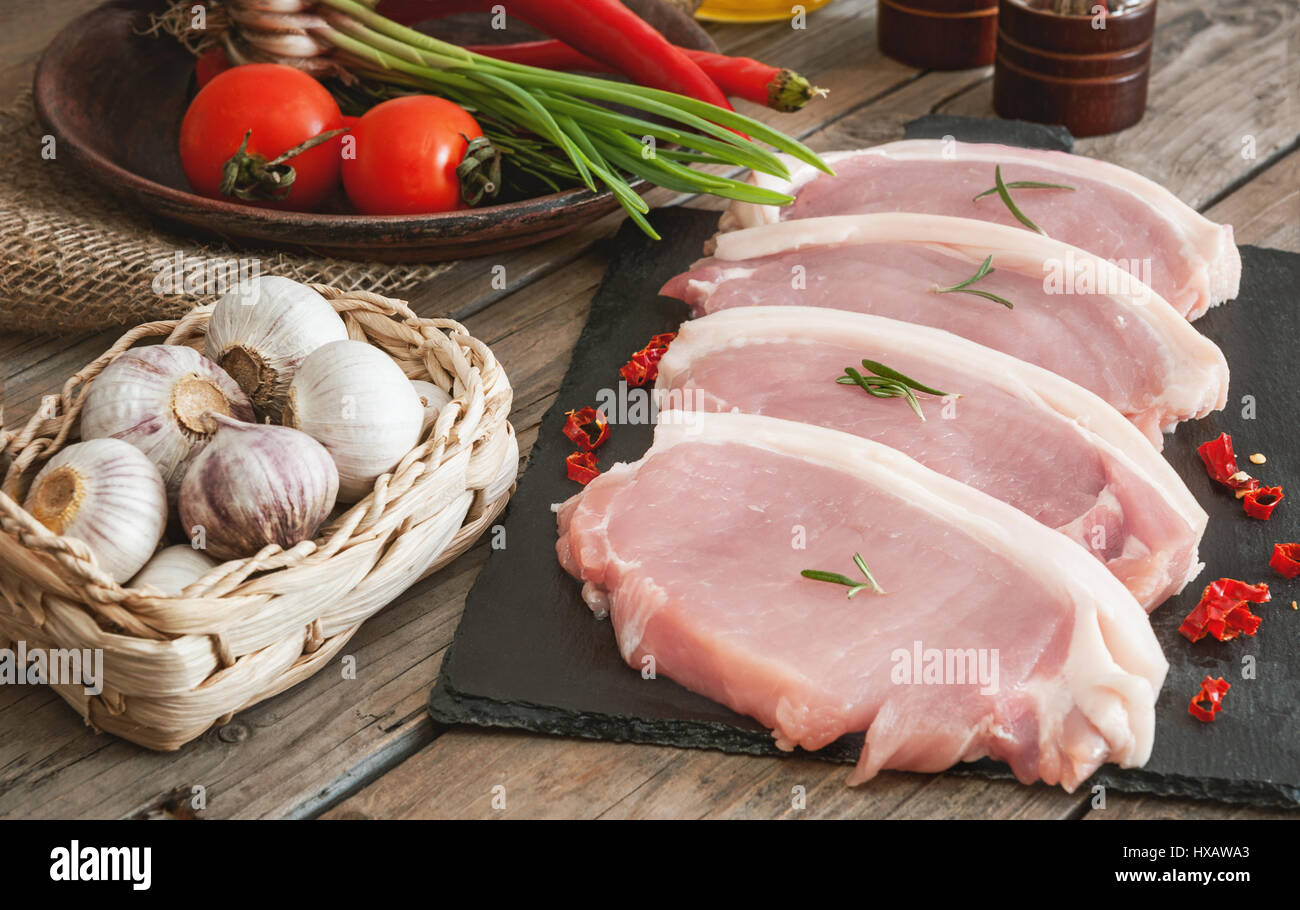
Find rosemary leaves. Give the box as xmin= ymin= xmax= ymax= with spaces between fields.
xmin=973 ymin=165 xmax=1075 ymax=235
xmin=801 ymin=553 xmax=885 ymax=598
xmin=933 ymin=255 xmax=1014 ymax=309
xmin=836 ymin=359 xmax=951 ymax=421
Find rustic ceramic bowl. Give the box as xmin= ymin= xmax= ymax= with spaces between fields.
xmin=33 ymin=0 xmax=715 ymax=262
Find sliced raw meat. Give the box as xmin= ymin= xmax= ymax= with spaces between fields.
xmin=556 ymin=411 xmax=1167 ymax=790
xmin=662 ymin=213 xmax=1228 ymax=446
xmin=717 ymin=140 xmax=1240 ymax=320
xmin=656 ymin=307 xmax=1207 ymax=610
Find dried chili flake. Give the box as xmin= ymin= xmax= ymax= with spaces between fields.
xmin=1189 ymin=675 xmax=1231 ymax=723
xmin=619 ymin=332 xmax=677 ymax=387
xmin=1178 ymin=577 xmax=1270 ymax=643
xmin=1197 ymin=432 xmax=1259 ymax=493
xmin=563 ymin=406 xmax=610 ymax=451
xmin=1242 ymin=485 xmax=1283 ymax=520
xmin=565 ymin=450 xmax=600 ymax=486
xmin=1271 ymin=543 xmax=1300 ymax=578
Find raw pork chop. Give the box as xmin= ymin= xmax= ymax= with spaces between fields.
xmin=716 ymin=140 xmax=1240 ymax=319
xmin=661 ymin=213 xmax=1228 ymax=446
xmin=556 ymin=411 xmax=1167 ymax=790
xmin=656 ymin=307 xmax=1207 ymax=610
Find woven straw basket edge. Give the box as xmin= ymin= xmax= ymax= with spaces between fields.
xmin=0 ymin=284 xmax=515 ymax=750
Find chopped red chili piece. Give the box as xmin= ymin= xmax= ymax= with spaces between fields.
xmin=1269 ymin=542 xmax=1300 ymax=578
xmin=619 ymin=332 xmax=677 ymax=387
xmin=1197 ymin=432 xmax=1259 ymax=493
xmin=565 ymin=450 xmax=600 ymax=486
xmin=1242 ymin=485 xmax=1283 ymax=520
xmin=562 ymin=406 xmax=610 ymax=451
xmin=1178 ymin=577 xmax=1270 ymax=643
xmin=1189 ymin=676 xmax=1231 ymax=723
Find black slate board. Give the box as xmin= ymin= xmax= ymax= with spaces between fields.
xmin=431 ymin=121 xmax=1300 ymax=809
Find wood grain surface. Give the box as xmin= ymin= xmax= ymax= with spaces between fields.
xmin=1 ymin=0 xmax=1297 ymax=820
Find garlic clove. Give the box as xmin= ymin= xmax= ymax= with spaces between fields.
xmin=206 ymin=275 xmax=349 ymax=419
xmin=178 ymin=414 xmax=340 ymax=561
xmin=283 ymin=339 xmax=424 ymax=503
xmin=410 ymin=379 xmax=452 ymax=439
xmin=129 ymin=544 xmax=220 ymax=596
xmin=80 ymin=344 xmax=255 ymax=500
xmin=23 ymin=438 xmax=167 ymax=583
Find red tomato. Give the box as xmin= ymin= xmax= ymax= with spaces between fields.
xmin=341 ymin=95 xmax=484 ymax=215
xmin=179 ymin=64 xmax=344 ymax=211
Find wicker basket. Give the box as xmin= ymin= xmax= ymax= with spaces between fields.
xmin=0 ymin=285 xmax=515 ymax=750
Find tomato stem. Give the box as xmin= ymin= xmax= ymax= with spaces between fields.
xmin=219 ymin=127 xmax=347 ymax=203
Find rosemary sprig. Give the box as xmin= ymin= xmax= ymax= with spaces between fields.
xmin=835 ymin=359 xmax=951 ymax=421
xmin=933 ymin=255 xmax=1014 ymax=309
xmin=801 ymin=552 xmax=885 ymax=598
xmin=972 ymin=166 xmax=1075 ymax=235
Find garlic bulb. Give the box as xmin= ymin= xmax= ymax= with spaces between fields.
xmin=205 ymin=276 xmax=349 ymax=419
xmin=411 ymin=379 xmax=452 ymax=438
xmin=23 ymin=438 xmax=167 ymax=583
xmin=178 ymin=415 xmax=339 ymax=561
xmin=283 ymin=340 xmax=423 ymax=502
xmin=81 ymin=344 xmax=255 ymax=499
xmin=129 ymin=545 xmax=220 ymax=595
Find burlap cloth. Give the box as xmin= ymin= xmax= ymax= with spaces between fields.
xmin=0 ymin=92 xmax=451 ymax=336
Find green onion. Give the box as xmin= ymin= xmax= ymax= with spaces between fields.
xmin=283 ymin=0 xmax=835 ymax=234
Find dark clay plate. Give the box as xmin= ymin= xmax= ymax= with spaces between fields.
xmin=33 ymin=0 xmax=715 ymax=263
xmin=430 ymin=117 xmax=1300 ymax=809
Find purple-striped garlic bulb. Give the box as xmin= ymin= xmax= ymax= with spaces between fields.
xmin=177 ymin=415 xmax=339 ymax=561
xmin=80 ymin=344 xmax=255 ymax=500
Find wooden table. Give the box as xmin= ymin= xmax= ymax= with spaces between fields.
xmin=1 ymin=0 xmax=1297 ymax=820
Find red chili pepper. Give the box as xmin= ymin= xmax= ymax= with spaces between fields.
xmin=1178 ymin=577 xmax=1270 ymax=643
xmin=620 ymin=332 xmax=677 ymax=387
xmin=1269 ymin=542 xmax=1300 ymax=578
xmin=1196 ymin=432 xmax=1259 ymax=493
xmin=195 ymin=46 xmax=231 ymax=89
xmin=562 ymin=407 xmax=610 ymax=452
xmin=1189 ymin=675 xmax=1231 ymax=723
xmin=565 ymin=450 xmax=600 ymax=486
xmin=1243 ymin=485 xmax=1283 ymax=520
xmin=464 ymin=40 xmax=818 ymax=112
xmin=375 ymin=0 xmax=734 ymax=110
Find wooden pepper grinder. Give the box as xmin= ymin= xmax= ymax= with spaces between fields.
xmin=993 ymin=0 xmax=1158 ymax=137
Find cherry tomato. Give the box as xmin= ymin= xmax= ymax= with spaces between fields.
xmin=179 ymin=63 xmax=344 ymax=211
xmin=341 ymin=95 xmax=484 ymax=215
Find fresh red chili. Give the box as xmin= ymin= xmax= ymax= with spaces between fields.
xmin=1269 ymin=542 xmax=1300 ymax=578
xmin=1243 ymin=485 xmax=1283 ymax=520
xmin=1196 ymin=432 xmax=1259 ymax=493
xmin=464 ymin=40 xmax=817 ymax=112
xmin=565 ymin=450 xmax=600 ymax=486
xmin=1178 ymin=577 xmax=1270 ymax=643
xmin=375 ymin=0 xmax=734 ymax=110
xmin=1189 ymin=676 xmax=1230 ymax=723
xmin=562 ymin=407 xmax=610 ymax=452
